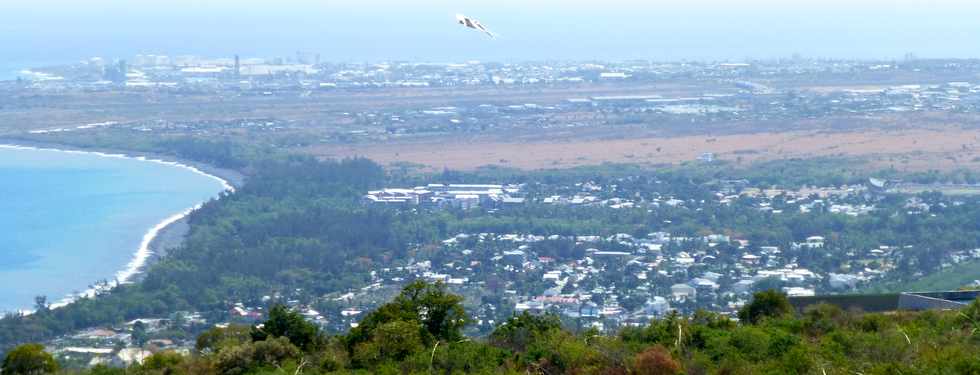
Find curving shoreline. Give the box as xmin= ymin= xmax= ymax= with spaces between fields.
xmin=0 ymin=144 xmax=236 ymax=312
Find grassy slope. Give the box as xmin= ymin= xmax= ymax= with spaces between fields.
xmin=876 ymin=259 xmax=980 ymax=292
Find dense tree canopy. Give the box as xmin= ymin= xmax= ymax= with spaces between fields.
xmin=251 ymin=305 xmax=322 ymax=352
xmin=1 ymin=343 xmax=58 ymax=375
xmin=738 ymin=290 xmax=794 ymax=324
xmin=343 ymin=280 xmax=470 ymax=366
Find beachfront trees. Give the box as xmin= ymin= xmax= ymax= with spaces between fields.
xmin=1 ymin=343 xmax=58 ymax=374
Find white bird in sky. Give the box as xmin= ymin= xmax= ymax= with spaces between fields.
xmin=456 ymin=14 xmax=496 ymax=39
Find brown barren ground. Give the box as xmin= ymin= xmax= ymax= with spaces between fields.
xmin=308 ymin=127 xmax=980 ymax=172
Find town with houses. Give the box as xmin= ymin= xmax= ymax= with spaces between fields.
xmin=40 ymin=173 xmax=980 ymax=366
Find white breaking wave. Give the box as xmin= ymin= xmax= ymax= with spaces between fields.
xmin=0 ymin=144 xmax=235 ymax=312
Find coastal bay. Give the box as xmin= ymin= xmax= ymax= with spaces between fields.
xmin=0 ymin=145 xmax=230 ymax=313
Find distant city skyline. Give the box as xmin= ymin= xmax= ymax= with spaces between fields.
xmin=3 ymin=0 xmax=980 ymax=65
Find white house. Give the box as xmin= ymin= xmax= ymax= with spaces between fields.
xmin=671 ymin=283 xmax=697 ymax=301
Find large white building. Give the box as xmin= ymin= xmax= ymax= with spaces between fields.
xmin=363 ymin=183 xmax=524 ymax=209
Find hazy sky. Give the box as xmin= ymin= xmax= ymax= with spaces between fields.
xmin=3 ymin=0 xmax=980 ymax=64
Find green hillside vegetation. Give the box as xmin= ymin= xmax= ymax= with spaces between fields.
xmin=871 ymin=259 xmax=980 ymax=293
xmin=6 ymin=284 xmax=980 ymax=375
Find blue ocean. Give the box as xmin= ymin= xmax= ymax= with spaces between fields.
xmin=0 ymin=146 xmax=227 ymax=313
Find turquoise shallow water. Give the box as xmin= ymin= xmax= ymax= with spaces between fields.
xmin=0 ymin=146 xmax=227 ymax=312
